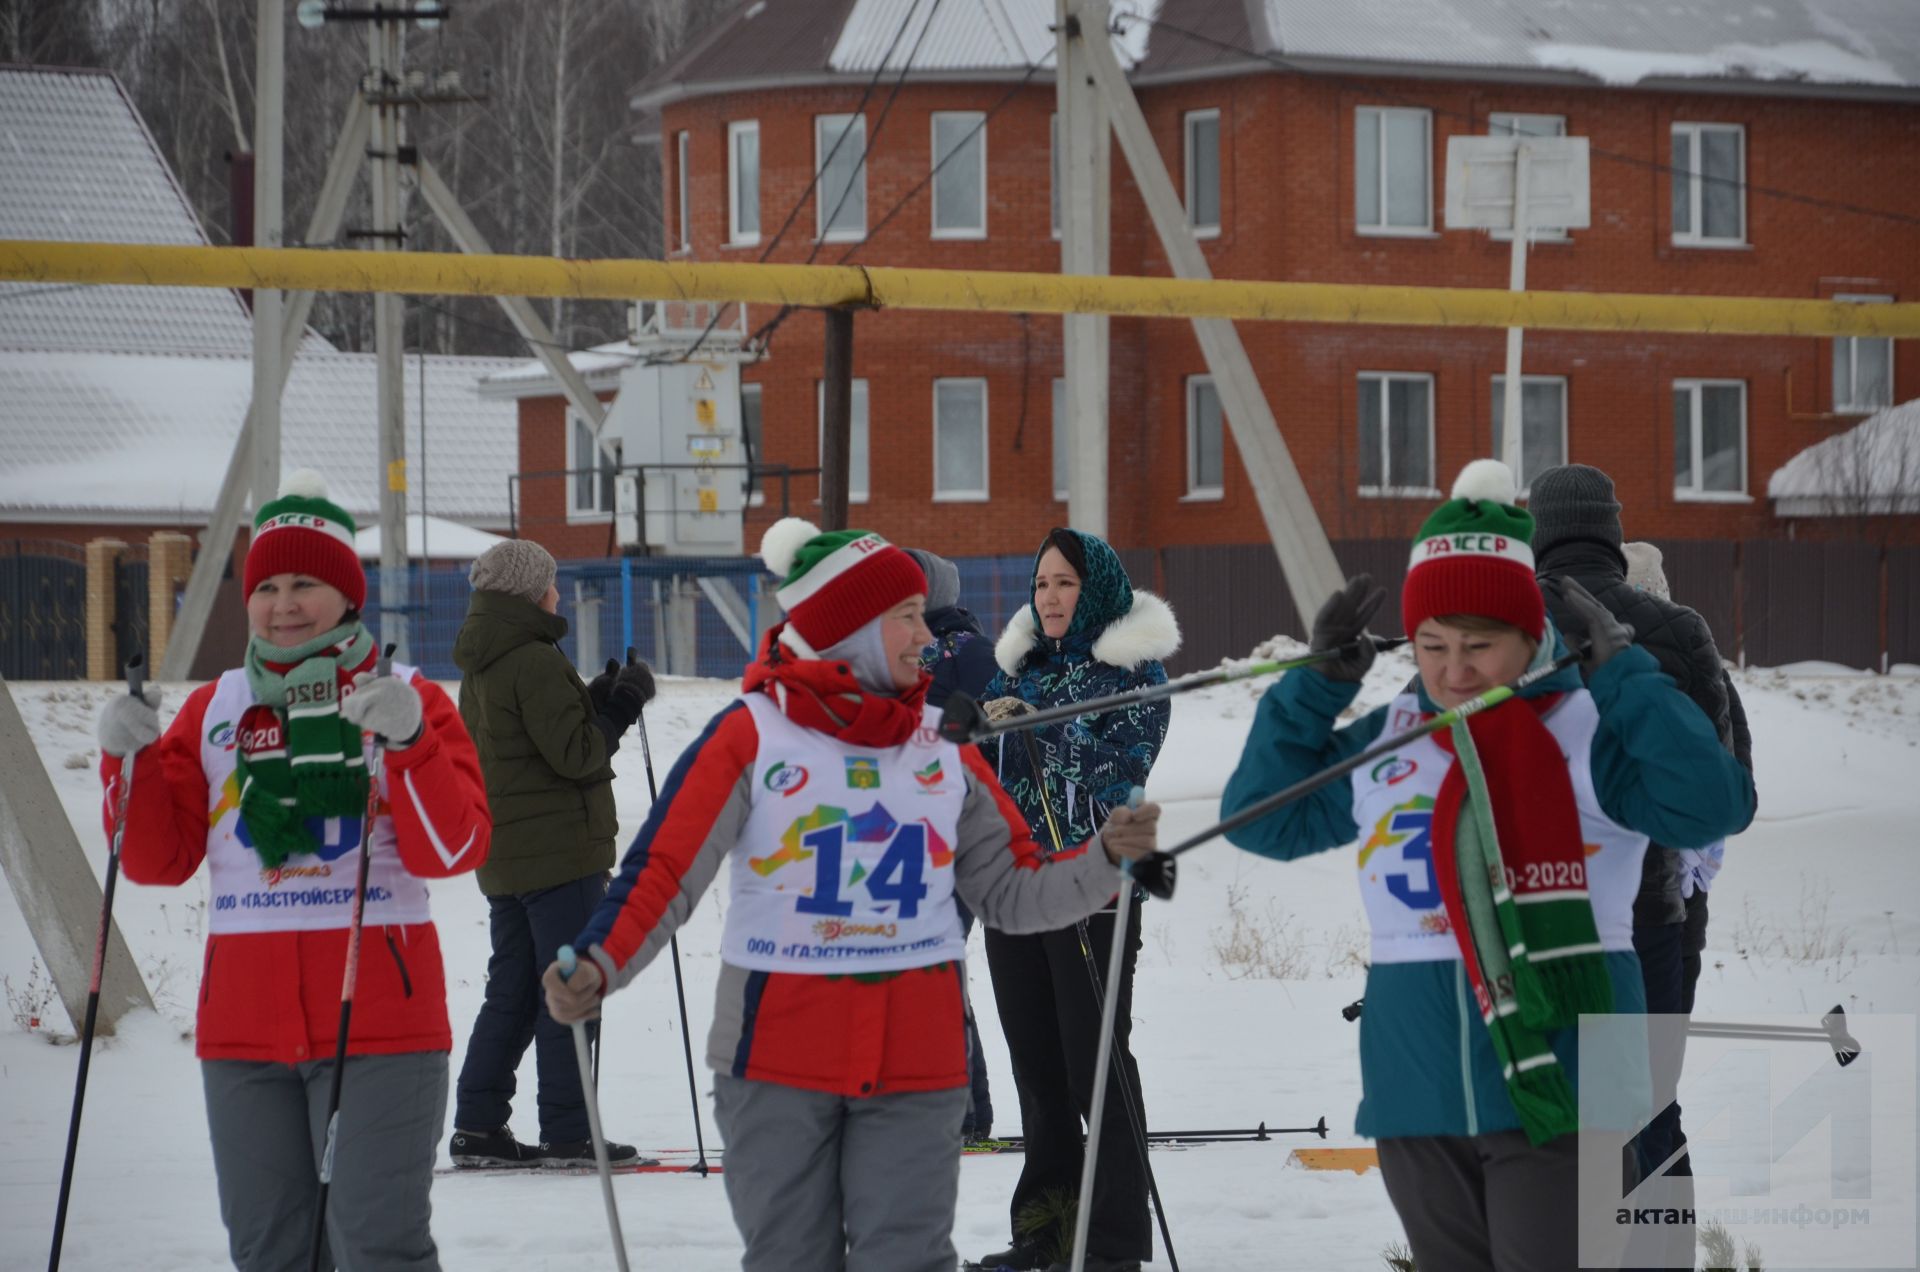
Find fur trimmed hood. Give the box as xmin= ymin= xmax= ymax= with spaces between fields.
xmin=994 ymin=589 xmax=1181 ymax=675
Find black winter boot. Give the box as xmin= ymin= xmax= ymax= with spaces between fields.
xmin=449 ymin=1126 xmax=533 ymax=1168
xmin=966 ymin=1237 xmax=1050 ymax=1271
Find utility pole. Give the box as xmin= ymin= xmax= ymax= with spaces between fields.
xmin=1499 ymin=143 xmax=1533 ymax=482
xmin=368 ymin=17 xmax=411 ymax=662
xmin=1056 ymin=0 xmax=1111 ymax=539
xmin=820 ymin=309 xmax=854 ymax=531
xmin=251 ymin=0 xmax=285 ymax=515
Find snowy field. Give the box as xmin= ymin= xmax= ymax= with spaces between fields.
xmin=3 ymin=650 xmax=1918 ymax=1270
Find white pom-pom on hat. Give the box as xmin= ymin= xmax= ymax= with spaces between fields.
xmin=1450 ymin=459 xmax=1517 ymax=507
xmin=759 ymin=516 xmax=822 ymax=579
xmin=280 ymin=468 xmax=330 ymax=501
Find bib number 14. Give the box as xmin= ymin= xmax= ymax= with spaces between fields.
xmin=794 ymin=823 xmax=929 ymax=919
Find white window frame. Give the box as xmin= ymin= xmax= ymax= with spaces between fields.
xmin=1049 ymin=113 xmax=1061 ymax=240
xmin=675 ymin=130 xmax=691 ymax=253
xmin=1355 ymin=106 xmax=1433 ymax=236
xmin=1487 ymin=113 xmax=1568 ymax=241
xmin=1488 ymin=374 xmax=1569 ymax=495
xmin=932 ymin=377 xmax=990 ymax=502
xmin=727 ymin=121 xmax=759 ymax=247
xmin=1184 ymin=375 xmax=1225 ymax=499
xmin=815 ymin=379 xmax=870 ymax=503
xmin=1672 ymin=378 xmax=1750 ymax=501
xmin=1832 ymin=293 xmax=1895 ymax=413
xmin=1670 ymin=122 xmax=1746 ymax=248
xmin=566 ymin=413 xmax=618 ymax=523
xmin=1050 ymin=377 xmax=1069 ymax=500
xmin=1184 ymin=108 xmax=1221 ymax=238
xmin=815 ymin=113 xmax=867 ymax=244
xmin=931 ymin=111 xmax=987 ymax=240
xmin=1356 ymin=372 xmax=1438 ymax=497
xmin=739 ymin=382 xmax=765 ymax=506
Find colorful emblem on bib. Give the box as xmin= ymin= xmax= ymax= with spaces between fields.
xmin=763 ymin=761 xmax=810 ymax=797
xmin=913 ymin=759 xmax=944 ymax=790
xmin=1368 ymin=756 xmax=1417 ymax=786
xmin=845 ymin=756 xmax=881 ymax=790
xmin=1357 ymin=795 xmax=1440 ymax=910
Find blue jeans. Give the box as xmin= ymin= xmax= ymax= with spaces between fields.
xmin=957 ymin=900 xmax=994 ymax=1138
xmin=453 ymin=873 xmax=608 ymax=1144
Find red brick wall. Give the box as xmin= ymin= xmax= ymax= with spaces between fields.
xmin=591 ymin=74 xmax=1920 ymax=559
xmin=514 ymin=391 xmax=627 ymax=561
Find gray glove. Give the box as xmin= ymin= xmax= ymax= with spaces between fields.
xmin=97 ymin=687 xmax=163 ymax=757
xmin=981 ymin=696 xmax=1037 ymax=725
xmin=1548 ymin=577 xmax=1636 ymax=672
xmin=1309 ymin=574 xmax=1387 ymax=683
xmin=343 ymin=671 xmax=424 ymax=747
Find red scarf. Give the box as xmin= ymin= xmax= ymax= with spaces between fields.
xmin=742 ymin=625 xmax=929 ymax=747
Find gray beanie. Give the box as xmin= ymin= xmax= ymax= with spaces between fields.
xmin=469 ymin=539 xmax=557 ymax=604
xmin=1528 ymin=463 xmax=1623 ymax=557
xmin=903 ymin=547 xmax=961 ymax=613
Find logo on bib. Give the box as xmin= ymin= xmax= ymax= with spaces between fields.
xmin=207 ymin=719 xmax=237 ymax=749
xmin=913 ymin=759 xmax=944 ymax=790
xmin=845 ymin=756 xmax=881 ymax=790
xmin=763 ymin=762 xmax=810 ymax=797
xmin=1369 ymin=756 xmax=1417 ymax=786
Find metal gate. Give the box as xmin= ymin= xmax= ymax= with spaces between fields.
xmin=0 ymin=540 xmax=87 ymax=679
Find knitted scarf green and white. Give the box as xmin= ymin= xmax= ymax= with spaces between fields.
xmin=235 ymin=622 xmax=377 ymax=868
xmin=1432 ymin=672 xmax=1614 ymax=1145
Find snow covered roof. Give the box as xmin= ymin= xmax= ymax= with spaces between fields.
xmin=630 ymin=0 xmax=1920 ymax=120
xmin=356 ymin=514 xmax=510 ymax=561
xmin=1769 ymin=399 xmax=1920 ymax=516
xmin=0 ymin=66 xmax=271 ymax=356
xmin=480 ymin=341 xmax=640 ymax=398
xmin=0 ymin=349 xmax=525 ymax=527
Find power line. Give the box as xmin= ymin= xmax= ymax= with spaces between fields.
xmin=1114 ymin=10 xmax=1920 ymax=230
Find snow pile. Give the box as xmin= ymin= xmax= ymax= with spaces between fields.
xmin=827 ymin=0 xmax=1161 ymax=72
xmin=1531 ymin=38 xmax=1903 ymax=86
xmin=1768 ymin=398 xmax=1920 ymax=515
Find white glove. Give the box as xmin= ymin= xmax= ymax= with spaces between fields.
xmin=97 ymin=688 xmax=163 ymax=757
xmin=342 ymin=671 xmax=423 ymax=747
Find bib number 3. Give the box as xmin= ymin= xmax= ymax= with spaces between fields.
xmin=794 ymin=823 xmax=930 ymax=919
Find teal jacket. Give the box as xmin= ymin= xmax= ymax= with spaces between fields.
xmin=1221 ymin=639 xmax=1755 ymax=1140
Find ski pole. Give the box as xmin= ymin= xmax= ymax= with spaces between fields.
xmin=1071 ymin=838 xmax=1147 ymax=1272
xmin=939 ymin=637 xmax=1405 ymax=745
xmin=1128 ymin=646 xmax=1589 ymax=901
xmin=630 ymin=648 xmax=712 ymax=1178
xmin=984 ymin=1118 xmax=1328 ymax=1149
xmin=557 ymin=945 xmax=631 ymax=1272
xmin=48 ymin=654 xmax=144 ymax=1272
xmin=308 ymin=644 xmax=394 ymax=1272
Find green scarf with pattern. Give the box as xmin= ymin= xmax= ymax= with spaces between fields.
xmin=235 ymin=622 xmax=377 ymax=868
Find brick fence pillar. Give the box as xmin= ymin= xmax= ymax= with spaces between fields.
xmin=84 ymin=539 xmax=126 ymax=682
xmin=147 ymin=531 xmax=194 ymax=674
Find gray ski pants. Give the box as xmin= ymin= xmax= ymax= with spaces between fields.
xmin=1377 ymin=1130 xmax=1581 ymax=1272
xmin=713 ymin=1072 xmax=970 ymax=1272
xmin=201 ymin=1052 xmax=447 ymax=1272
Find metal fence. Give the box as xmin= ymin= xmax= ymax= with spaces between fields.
xmin=114 ymin=544 xmax=149 ymax=673
xmin=0 ymin=540 xmax=86 ymax=680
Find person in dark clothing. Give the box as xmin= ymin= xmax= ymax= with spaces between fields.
xmin=1529 ymin=467 xmax=1758 ymax=1233
xmin=905 ymin=545 xmax=1001 ymax=1141
xmin=448 ymin=538 xmax=656 ymax=1168
xmin=972 ymin=528 xmax=1180 ymax=1272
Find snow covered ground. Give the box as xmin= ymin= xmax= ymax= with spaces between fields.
xmin=3 ymin=652 xmax=1917 ymax=1270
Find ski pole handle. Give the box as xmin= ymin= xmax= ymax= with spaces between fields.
xmin=557 ymin=945 xmax=579 ymax=981
xmin=124 ymin=653 xmax=145 ymax=700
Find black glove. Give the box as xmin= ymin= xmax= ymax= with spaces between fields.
xmin=1309 ymin=574 xmax=1387 ymax=683
xmin=1546 ymin=577 xmax=1635 ymax=673
xmin=615 ymin=649 xmax=656 ymax=708
xmin=595 ymin=684 xmax=643 ymax=753
xmin=585 ymin=658 xmax=619 ymax=712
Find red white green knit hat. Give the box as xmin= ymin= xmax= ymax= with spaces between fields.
xmin=759 ymin=517 xmax=927 ymax=651
xmin=1402 ymin=460 xmax=1545 ymax=640
xmin=245 ymin=470 xmax=367 ymax=610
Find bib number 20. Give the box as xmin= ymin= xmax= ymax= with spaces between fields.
xmin=794 ymin=823 xmax=929 ymax=919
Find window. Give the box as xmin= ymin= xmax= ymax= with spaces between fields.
xmin=1357 ymin=373 xmax=1435 ymax=495
xmin=933 ymin=378 xmax=989 ymax=500
xmin=1051 ymin=377 xmax=1069 ymax=500
xmin=675 ymin=131 xmax=691 ymax=252
xmin=1487 ymin=113 xmax=1568 ymax=241
xmin=1356 ymin=107 xmax=1432 ymax=233
xmin=1833 ymin=294 xmax=1894 ymax=412
xmin=932 ymin=112 xmax=986 ymax=238
xmin=569 ymin=415 xmax=619 ymax=519
xmin=1186 ymin=376 xmax=1224 ymax=497
xmin=1049 ymin=113 xmax=1061 ymax=238
xmin=740 ymin=383 xmax=763 ymax=502
xmin=1489 ymin=375 xmax=1568 ymax=493
xmin=1671 ymin=123 xmax=1745 ymax=246
xmin=816 ymin=113 xmax=867 ymax=242
xmin=727 ymin=121 xmax=759 ymax=245
xmin=815 ymin=379 xmax=870 ymax=502
xmin=1184 ymin=109 xmax=1221 ymax=236
xmin=1672 ymin=380 xmax=1747 ymax=498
